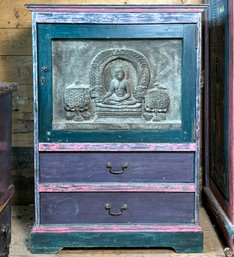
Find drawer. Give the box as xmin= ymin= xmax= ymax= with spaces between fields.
xmin=40 ymin=192 xmax=195 ymax=225
xmin=40 ymin=152 xmax=194 ymax=183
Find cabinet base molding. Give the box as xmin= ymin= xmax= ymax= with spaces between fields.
xmin=31 ymin=225 xmax=203 ymax=254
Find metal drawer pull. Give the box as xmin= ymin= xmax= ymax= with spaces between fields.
xmin=106 ymin=162 xmax=128 ymax=175
xmin=104 ymin=203 xmax=128 ymax=217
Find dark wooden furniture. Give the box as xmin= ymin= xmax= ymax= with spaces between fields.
xmin=204 ymin=0 xmax=234 ymax=252
xmin=27 ymin=5 xmax=207 ymax=254
xmin=0 ymin=82 xmax=17 ymax=257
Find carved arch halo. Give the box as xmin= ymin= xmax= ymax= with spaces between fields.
xmin=89 ymin=48 xmax=151 ymax=89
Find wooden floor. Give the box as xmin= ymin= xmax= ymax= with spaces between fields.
xmin=10 ymin=206 xmax=226 ymax=257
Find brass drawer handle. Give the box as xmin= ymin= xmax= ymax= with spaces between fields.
xmin=106 ymin=162 xmax=128 ymax=175
xmin=104 ymin=203 xmax=128 ymax=217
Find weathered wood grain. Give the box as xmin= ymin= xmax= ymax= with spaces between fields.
xmin=0 ymin=29 xmax=32 ymax=55
xmin=0 ymin=56 xmax=32 ymax=84
xmin=10 ymin=84 xmax=33 ymax=146
xmin=13 ymin=95 xmax=33 ymax=113
xmin=12 ymin=132 xmax=33 ymax=147
xmin=11 ymin=147 xmax=34 ymax=204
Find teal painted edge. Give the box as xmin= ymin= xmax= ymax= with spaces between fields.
xmin=31 ymin=231 xmax=203 ymax=254
xmin=38 ymin=24 xmax=197 ymax=143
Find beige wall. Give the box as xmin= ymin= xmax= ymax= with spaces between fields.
xmin=0 ymin=0 xmax=202 ymax=147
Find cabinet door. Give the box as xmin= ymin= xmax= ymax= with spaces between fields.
xmin=37 ymin=24 xmax=197 ymax=143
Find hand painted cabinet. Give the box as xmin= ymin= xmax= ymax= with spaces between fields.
xmin=0 ymin=82 xmax=17 ymax=257
xmin=27 ymin=5 xmax=206 ymax=254
xmin=204 ymin=0 xmax=234 ymax=252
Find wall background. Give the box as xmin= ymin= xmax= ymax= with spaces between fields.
xmin=0 ymin=0 xmax=202 ymax=204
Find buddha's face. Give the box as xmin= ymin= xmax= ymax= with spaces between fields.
xmin=115 ymin=68 xmax=124 ymax=80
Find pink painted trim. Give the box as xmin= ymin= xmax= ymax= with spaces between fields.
xmin=27 ymin=5 xmax=208 ymax=14
xmin=228 ymin=0 xmax=234 ymax=223
xmin=39 ymin=143 xmax=196 ymax=152
xmin=32 ymin=224 xmax=202 ymax=233
xmin=38 ymin=183 xmax=196 ymax=193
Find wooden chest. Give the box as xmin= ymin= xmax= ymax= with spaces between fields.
xmin=0 ymin=83 xmax=17 ymax=257
xmin=27 ymin=5 xmax=206 ymax=254
xmin=204 ymin=0 xmax=234 ymax=252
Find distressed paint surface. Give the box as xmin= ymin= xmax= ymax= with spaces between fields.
xmin=32 ymin=224 xmax=202 ymax=233
xmin=30 ymin=231 xmax=203 ymax=254
xmin=40 ymin=152 xmax=194 ymax=183
xmin=38 ymin=183 xmax=196 ymax=192
xmin=35 ymin=12 xmax=200 ymax=25
xmin=40 ymin=192 xmax=195 ymax=224
xmin=39 ymin=142 xmax=197 ymax=151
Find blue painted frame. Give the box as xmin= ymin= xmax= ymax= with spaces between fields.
xmin=38 ymin=24 xmax=197 ymax=143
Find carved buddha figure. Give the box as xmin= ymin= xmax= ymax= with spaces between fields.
xmin=100 ymin=65 xmax=138 ymax=106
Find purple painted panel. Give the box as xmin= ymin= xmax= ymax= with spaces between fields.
xmin=40 ymin=192 xmax=195 ymax=224
xmin=40 ymin=152 xmax=194 ymax=183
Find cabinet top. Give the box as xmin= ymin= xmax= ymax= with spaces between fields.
xmin=26 ymin=4 xmax=208 ymax=25
xmin=26 ymin=4 xmax=208 ymax=13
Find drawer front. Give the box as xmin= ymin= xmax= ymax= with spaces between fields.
xmin=40 ymin=152 xmax=194 ymax=183
xmin=40 ymin=192 xmax=195 ymax=224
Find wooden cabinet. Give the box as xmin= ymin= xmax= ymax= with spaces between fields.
xmin=27 ymin=5 xmax=206 ymax=254
xmin=204 ymin=0 xmax=234 ymax=252
xmin=0 ymin=83 xmax=17 ymax=257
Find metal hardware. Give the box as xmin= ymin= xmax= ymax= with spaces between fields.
xmin=41 ymin=66 xmax=49 ymax=73
xmin=104 ymin=203 xmax=128 ymax=216
xmin=106 ymin=162 xmax=128 ymax=175
xmin=40 ymin=77 xmax=46 ymax=86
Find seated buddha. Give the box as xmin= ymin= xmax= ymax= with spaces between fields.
xmin=98 ymin=65 xmax=141 ymax=108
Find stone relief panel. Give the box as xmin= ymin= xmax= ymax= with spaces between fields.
xmin=52 ymin=40 xmax=181 ymax=130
